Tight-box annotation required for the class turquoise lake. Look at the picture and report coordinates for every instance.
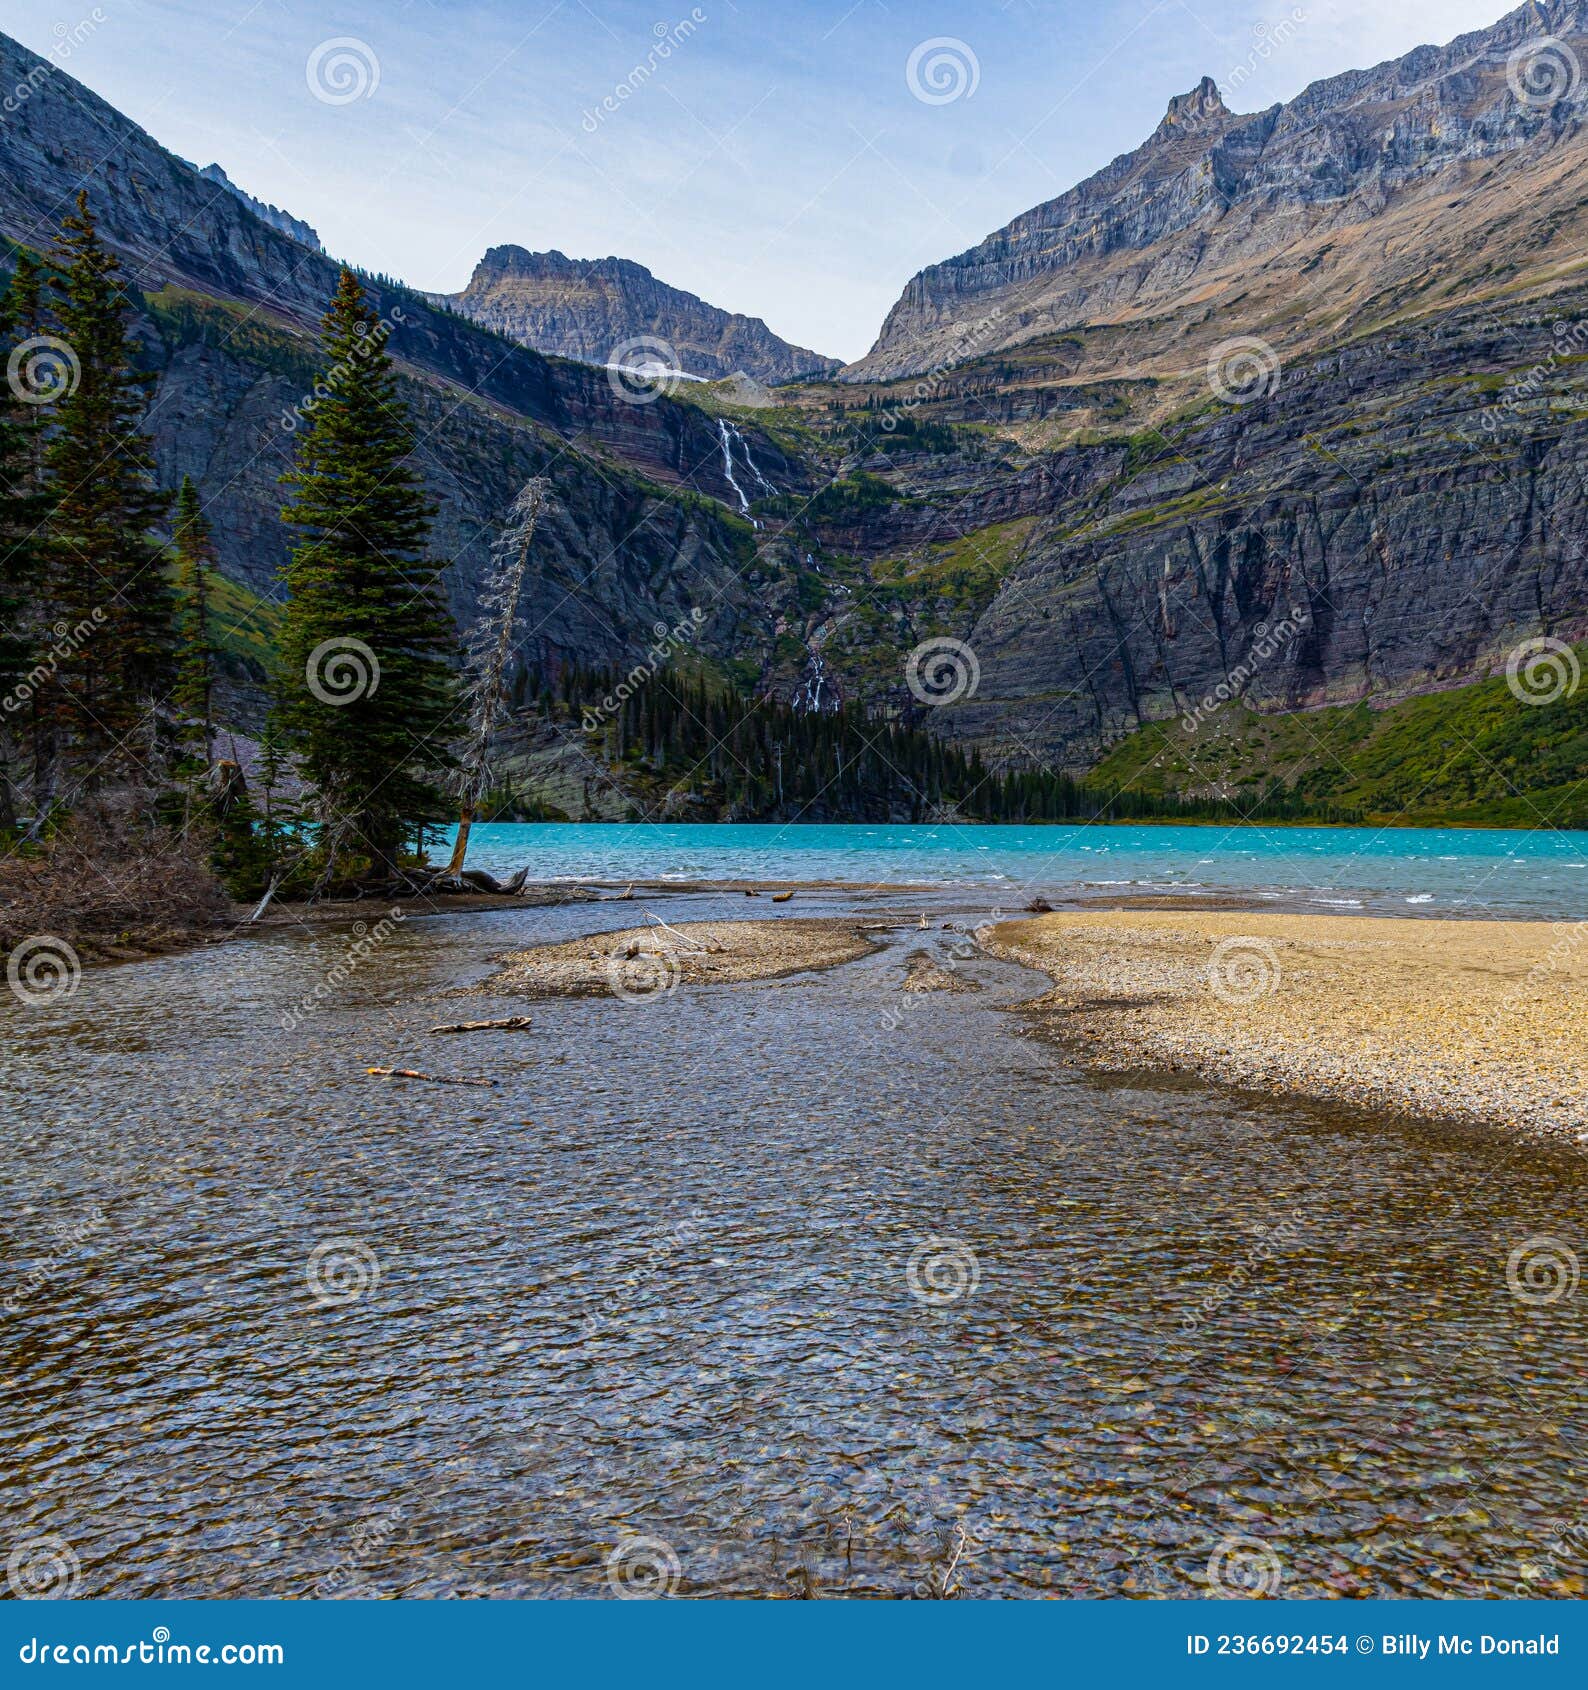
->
[446,822,1588,920]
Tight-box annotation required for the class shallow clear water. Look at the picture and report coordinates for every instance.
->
[447,822,1588,920]
[2,893,1584,1600]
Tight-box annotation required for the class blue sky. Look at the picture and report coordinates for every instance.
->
[6,0,1512,360]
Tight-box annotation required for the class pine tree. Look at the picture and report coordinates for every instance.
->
[274,268,458,879]
[43,192,172,800]
[172,475,217,772]
[0,254,53,829]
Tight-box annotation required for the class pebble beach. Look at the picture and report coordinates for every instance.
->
[983,908,1588,1140]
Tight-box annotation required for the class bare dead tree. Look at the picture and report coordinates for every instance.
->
[444,477,553,877]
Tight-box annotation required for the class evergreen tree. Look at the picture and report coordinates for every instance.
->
[42,192,172,799]
[172,475,217,771]
[0,254,53,829]
[274,268,457,878]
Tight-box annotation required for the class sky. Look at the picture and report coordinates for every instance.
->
[4,0,1517,361]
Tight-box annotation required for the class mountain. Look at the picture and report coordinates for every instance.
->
[726,0,1588,801]
[196,164,323,252]
[0,27,820,732]
[4,9,1588,820]
[850,0,1588,389]
[443,246,840,384]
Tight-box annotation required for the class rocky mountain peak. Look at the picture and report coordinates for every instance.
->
[1154,75,1229,136]
[444,245,838,384]
[850,1,1588,380]
[196,163,322,252]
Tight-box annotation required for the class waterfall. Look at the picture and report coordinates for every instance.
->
[792,641,838,714]
[718,419,751,515]
[718,420,778,518]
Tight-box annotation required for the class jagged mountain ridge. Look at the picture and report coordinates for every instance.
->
[4,11,1588,810]
[0,30,801,510]
[196,164,323,252]
[0,28,819,729]
[756,0,1588,780]
[443,245,840,384]
[850,0,1588,383]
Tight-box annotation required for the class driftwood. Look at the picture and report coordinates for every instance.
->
[385,865,531,897]
[771,890,794,903]
[613,884,635,901]
[429,1016,533,1034]
[644,911,708,952]
[367,1066,496,1087]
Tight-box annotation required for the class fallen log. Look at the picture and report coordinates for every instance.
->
[429,1016,534,1034]
[457,866,531,895]
[367,1066,496,1087]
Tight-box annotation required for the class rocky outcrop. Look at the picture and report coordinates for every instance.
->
[0,27,817,722]
[445,246,840,384]
[196,164,322,252]
[0,30,799,513]
[823,295,1588,769]
[851,0,1588,382]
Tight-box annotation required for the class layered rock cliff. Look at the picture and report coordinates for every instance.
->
[0,28,815,722]
[850,0,1588,384]
[444,246,839,384]
[5,7,1588,798]
[196,164,323,252]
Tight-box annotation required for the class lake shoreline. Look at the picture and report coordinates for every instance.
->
[982,909,1588,1142]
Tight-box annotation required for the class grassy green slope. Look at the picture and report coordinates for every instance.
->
[1089,646,1588,828]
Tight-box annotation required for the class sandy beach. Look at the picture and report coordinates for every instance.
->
[484,915,884,998]
[984,909,1588,1139]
